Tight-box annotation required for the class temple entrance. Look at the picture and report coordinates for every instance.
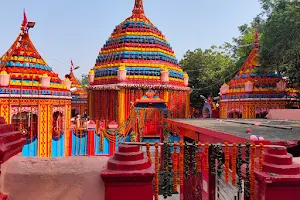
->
[11,112,38,140]
[228,112,242,118]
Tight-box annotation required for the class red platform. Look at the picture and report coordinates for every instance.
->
[101,145,154,200]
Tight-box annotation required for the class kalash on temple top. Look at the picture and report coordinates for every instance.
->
[88,0,189,90]
[0,11,71,98]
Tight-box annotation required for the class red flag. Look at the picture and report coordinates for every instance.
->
[22,9,28,27]
[71,60,74,66]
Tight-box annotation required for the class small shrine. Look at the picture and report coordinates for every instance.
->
[87,0,190,138]
[0,12,72,157]
[219,31,298,118]
[67,60,87,117]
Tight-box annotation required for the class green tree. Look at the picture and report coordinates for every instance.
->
[78,74,89,91]
[180,46,236,106]
[259,0,300,83]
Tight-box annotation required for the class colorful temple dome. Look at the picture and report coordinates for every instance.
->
[0,12,71,99]
[89,0,189,90]
[68,61,87,101]
[220,31,287,99]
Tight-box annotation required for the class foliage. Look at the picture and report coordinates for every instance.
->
[259,0,300,83]
[180,46,236,105]
[78,74,89,91]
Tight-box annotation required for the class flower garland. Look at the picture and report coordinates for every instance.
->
[224,142,230,183]
[259,143,264,171]
[146,142,152,164]
[184,142,191,179]
[179,141,184,186]
[250,144,256,200]
[173,142,178,193]
[237,143,243,193]
[154,141,159,200]
[210,144,216,176]
[245,142,251,199]
[197,142,202,173]
[231,143,237,186]
[191,142,197,175]
[216,144,223,178]
[205,143,209,171]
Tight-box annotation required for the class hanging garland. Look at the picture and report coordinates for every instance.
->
[184,142,191,179]
[259,143,264,171]
[237,143,243,193]
[146,142,152,164]
[224,142,230,183]
[196,142,202,173]
[191,142,197,175]
[154,141,159,200]
[232,143,237,186]
[245,142,251,200]
[210,144,216,176]
[216,144,223,178]
[205,143,209,171]
[250,144,256,200]
[179,141,184,186]
[173,142,178,193]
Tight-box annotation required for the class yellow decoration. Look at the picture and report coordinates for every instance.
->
[0,70,7,74]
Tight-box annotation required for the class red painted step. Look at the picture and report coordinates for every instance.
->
[107,157,151,171]
[118,145,140,153]
[262,161,300,175]
[263,152,293,165]
[114,150,145,161]
[266,147,287,156]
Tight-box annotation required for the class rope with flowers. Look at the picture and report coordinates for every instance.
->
[205,143,209,171]
[259,143,264,171]
[231,143,237,186]
[250,144,256,200]
[237,143,243,193]
[196,142,202,173]
[179,141,184,186]
[146,142,152,164]
[154,141,159,200]
[245,142,251,200]
[173,142,178,193]
[224,142,230,183]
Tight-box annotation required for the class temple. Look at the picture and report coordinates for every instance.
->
[87,0,190,138]
[219,31,299,118]
[68,60,87,117]
[0,12,72,157]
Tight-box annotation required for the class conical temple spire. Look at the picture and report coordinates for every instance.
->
[132,0,144,16]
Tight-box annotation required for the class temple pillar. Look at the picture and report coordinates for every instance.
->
[0,100,9,123]
[255,146,300,200]
[65,103,71,156]
[38,103,52,157]
[248,103,255,118]
[118,89,125,132]
[185,90,190,118]
[101,145,154,200]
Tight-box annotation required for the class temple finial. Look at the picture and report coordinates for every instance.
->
[132,0,144,16]
[21,9,28,32]
[254,29,259,49]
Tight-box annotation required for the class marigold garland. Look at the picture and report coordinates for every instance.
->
[197,142,202,173]
[250,144,256,200]
[231,143,237,186]
[173,142,178,193]
[205,142,209,171]
[179,140,184,186]
[224,142,230,183]
[154,141,159,200]
[146,142,152,164]
[259,143,264,171]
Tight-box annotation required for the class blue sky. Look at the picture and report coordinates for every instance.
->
[0,0,261,79]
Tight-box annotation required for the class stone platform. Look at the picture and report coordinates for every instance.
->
[1,154,109,200]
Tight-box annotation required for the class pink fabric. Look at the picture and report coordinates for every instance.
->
[267,109,300,121]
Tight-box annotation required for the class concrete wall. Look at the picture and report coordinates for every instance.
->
[267,109,300,121]
[1,154,109,200]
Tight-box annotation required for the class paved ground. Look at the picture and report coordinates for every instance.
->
[169,118,300,142]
